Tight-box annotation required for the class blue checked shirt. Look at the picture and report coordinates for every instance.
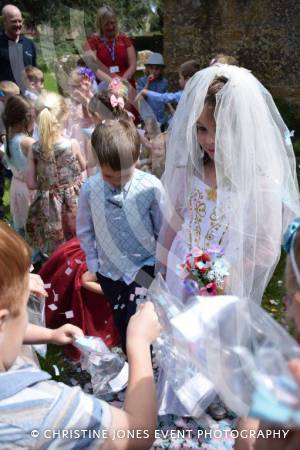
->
[77,169,165,284]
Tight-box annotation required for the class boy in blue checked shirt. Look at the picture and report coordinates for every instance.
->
[0,222,160,449]
[77,111,165,351]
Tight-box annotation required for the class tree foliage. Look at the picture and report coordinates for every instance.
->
[0,0,163,35]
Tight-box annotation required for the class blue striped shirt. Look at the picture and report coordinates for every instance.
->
[0,358,111,449]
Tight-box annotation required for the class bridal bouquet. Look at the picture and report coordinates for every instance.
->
[177,244,230,296]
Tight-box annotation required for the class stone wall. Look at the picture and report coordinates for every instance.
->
[163,0,300,113]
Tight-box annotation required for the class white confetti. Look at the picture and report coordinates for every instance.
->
[65,310,74,319]
[74,259,83,264]
[117,295,121,301]
[44,283,51,289]
[131,253,141,257]
[52,365,60,376]
[120,304,125,309]
[129,294,135,301]
[65,267,73,276]
[135,287,147,296]
[48,304,58,311]
[114,304,119,310]
[104,320,108,324]
[54,293,59,302]
[105,334,111,339]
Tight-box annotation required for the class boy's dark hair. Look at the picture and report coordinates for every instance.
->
[91,118,140,171]
[179,60,200,80]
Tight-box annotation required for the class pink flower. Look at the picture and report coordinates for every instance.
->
[200,282,218,296]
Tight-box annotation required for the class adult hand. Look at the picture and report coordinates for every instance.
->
[49,324,84,345]
[127,302,161,347]
[29,273,48,299]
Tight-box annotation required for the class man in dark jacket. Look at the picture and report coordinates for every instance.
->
[0,4,37,92]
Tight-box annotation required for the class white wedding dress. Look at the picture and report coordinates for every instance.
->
[158,175,229,417]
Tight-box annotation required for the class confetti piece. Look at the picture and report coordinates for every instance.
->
[105,334,111,339]
[114,304,119,310]
[75,259,83,264]
[54,293,59,302]
[44,283,51,289]
[104,320,108,324]
[70,378,78,385]
[65,310,74,319]
[129,294,135,301]
[269,299,278,305]
[117,295,121,301]
[135,287,147,296]
[120,304,125,309]
[65,267,73,276]
[52,365,60,376]
[48,304,58,311]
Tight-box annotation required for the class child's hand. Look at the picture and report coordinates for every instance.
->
[147,75,156,83]
[29,273,48,299]
[288,358,300,387]
[127,302,161,347]
[81,270,97,283]
[49,324,84,345]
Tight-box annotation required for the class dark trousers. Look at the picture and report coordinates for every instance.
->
[97,265,155,352]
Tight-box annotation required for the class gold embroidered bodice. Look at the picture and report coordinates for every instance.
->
[180,177,228,251]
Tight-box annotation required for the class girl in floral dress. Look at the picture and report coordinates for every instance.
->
[26,91,86,255]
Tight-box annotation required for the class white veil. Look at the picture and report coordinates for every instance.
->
[162,64,300,304]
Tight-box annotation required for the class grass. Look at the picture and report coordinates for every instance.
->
[44,71,59,93]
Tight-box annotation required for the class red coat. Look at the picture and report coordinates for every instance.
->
[39,238,119,360]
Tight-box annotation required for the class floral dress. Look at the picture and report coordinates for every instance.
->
[26,138,82,255]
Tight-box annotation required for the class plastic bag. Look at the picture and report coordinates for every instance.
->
[27,295,47,358]
[74,336,128,397]
[149,275,300,425]
[148,274,216,416]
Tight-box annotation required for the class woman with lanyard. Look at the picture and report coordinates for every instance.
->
[83,5,137,88]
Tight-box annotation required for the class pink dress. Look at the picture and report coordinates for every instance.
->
[5,133,35,234]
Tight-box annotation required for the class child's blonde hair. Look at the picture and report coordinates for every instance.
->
[23,65,44,85]
[0,80,20,97]
[35,92,68,159]
[0,222,31,317]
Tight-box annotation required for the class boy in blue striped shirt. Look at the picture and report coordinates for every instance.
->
[0,222,160,449]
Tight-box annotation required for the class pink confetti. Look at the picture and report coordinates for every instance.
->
[65,310,74,319]
[48,304,58,311]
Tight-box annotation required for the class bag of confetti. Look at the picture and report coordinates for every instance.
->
[170,294,300,425]
[148,274,216,416]
[74,336,128,396]
[27,294,47,358]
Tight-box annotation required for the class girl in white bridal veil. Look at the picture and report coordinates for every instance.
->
[156,64,300,417]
